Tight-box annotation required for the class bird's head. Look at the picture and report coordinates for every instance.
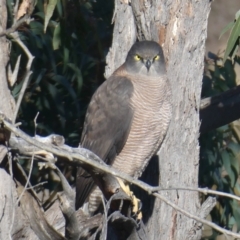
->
[125,41,166,77]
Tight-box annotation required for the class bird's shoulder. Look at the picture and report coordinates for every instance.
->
[103,64,133,95]
[85,65,134,115]
[81,64,135,157]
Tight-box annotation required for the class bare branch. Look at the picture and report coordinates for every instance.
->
[1,114,240,238]
[34,112,39,136]
[153,186,240,202]
[55,166,80,240]
[26,181,48,190]
[7,55,21,87]
[0,15,30,37]
[17,154,34,205]
[100,195,108,240]
[7,152,15,238]
[10,32,34,123]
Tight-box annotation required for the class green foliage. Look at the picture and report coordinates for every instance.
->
[222,9,240,63]
[4,0,114,202]
[7,0,114,146]
[200,54,240,234]
[44,0,58,33]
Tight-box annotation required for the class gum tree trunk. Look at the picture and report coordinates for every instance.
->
[0,0,17,239]
[105,0,211,239]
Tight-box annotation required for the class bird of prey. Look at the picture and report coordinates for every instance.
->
[76,40,172,215]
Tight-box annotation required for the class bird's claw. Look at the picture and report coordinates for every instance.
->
[131,195,142,221]
[117,178,143,221]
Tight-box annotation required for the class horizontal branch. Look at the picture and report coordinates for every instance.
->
[1,114,240,238]
[200,85,240,133]
[154,186,240,202]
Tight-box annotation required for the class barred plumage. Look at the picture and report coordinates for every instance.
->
[76,41,172,214]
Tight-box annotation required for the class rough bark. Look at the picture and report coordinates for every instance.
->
[105,1,137,78]
[0,0,15,142]
[0,0,16,238]
[0,0,15,120]
[105,0,211,239]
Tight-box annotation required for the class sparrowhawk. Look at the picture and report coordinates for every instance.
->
[76,40,172,215]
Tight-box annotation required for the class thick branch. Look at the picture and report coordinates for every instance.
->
[200,85,240,133]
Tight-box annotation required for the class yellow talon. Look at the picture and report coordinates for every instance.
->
[117,178,142,220]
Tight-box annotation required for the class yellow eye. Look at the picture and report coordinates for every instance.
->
[134,55,141,61]
[154,55,160,61]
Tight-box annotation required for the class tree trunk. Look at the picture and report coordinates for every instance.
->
[0,1,17,239]
[0,0,15,120]
[105,0,211,239]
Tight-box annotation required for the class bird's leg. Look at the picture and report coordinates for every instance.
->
[117,178,142,221]
[131,195,142,221]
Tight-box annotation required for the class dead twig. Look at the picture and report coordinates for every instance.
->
[153,186,240,202]
[10,32,34,123]
[17,154,34,205]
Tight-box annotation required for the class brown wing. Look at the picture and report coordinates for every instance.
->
[76,75,134,209]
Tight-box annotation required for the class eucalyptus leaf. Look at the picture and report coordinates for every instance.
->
[34,11,45,20]
[51,74,78,105]
[30,21,44,35]
[12,82,23,98]
[222,150,235,187]
[63,48,70,72]
[53,23,61,50]
[44,0,58,33]
[231,43,239,63]
[230,200,240,231]
[235,9,240,20]
[228,142,240,160]
[223,16,240,63]
[233,181,240,196]
[45,82,65,115]
[67,63,83,90]
[219,21,234,39]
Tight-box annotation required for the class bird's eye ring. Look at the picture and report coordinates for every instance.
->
[154,55,160,61]
[134,55,141,61]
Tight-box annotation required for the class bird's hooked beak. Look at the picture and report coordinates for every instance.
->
[145,59,152,71]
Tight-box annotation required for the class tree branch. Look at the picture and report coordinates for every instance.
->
[57,177,80,240]
[1,114,240,238]
[16,154,34,205]
[200,85,240,133]
[10,32,34,124]
[153,186,240,202]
